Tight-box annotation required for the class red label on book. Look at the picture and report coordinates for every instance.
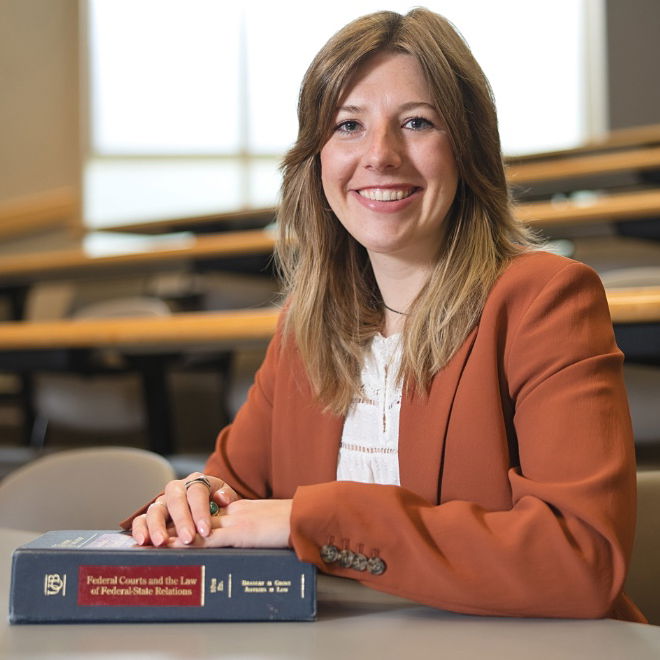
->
[78,565,204,607]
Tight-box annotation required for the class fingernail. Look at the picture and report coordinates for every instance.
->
[197,522,209,537]
[218,489,227,503]
[134,533,144,545]
[152,533,163,546]
[182,528,194,544]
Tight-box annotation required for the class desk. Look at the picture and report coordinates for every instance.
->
[0,308,280,351]
[0,309,280,455]
[0,290,656,352]
[607,287,660,324]
[506,123,660,164]
[103,207,275,236]
[517,188,660,227]
[507,146,660,186]
[0,230,276,285]
[1,529,659,659]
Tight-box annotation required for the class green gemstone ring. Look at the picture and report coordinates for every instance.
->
[209,501,220,516]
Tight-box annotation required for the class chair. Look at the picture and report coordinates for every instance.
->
[625,470,660,625]
[0,447,175,532]
[32,295,172,438]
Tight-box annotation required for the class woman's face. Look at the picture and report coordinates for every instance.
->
[320,51,458,265]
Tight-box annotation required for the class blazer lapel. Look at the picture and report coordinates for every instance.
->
[398,327,478,504]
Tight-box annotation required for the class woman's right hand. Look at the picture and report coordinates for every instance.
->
[131,472,241,547]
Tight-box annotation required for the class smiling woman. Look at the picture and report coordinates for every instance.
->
[122,7,642,623]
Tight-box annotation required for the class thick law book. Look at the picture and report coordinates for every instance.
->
[9,530,316,623]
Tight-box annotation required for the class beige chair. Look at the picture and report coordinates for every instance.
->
[0,447,174,533]
[625,470,660,625]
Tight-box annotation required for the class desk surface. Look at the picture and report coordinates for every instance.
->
[1,529,659,660]
[507,145,660,186]
[103,207,275,236]
[0,229,275,284]
[506,123,660,164]
[0,308,281,350]
[517,188,660,226]
[0,287,657,354]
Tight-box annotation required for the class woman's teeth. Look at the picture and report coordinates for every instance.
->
[358,188,415,201]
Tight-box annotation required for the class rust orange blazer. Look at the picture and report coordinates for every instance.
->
[126,252,643,621]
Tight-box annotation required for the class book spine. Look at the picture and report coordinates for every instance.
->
[10,550,316,623]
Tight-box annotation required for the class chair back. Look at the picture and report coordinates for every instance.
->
[0,447,174,532]
[625,470,660,625]
[34,296,172,433]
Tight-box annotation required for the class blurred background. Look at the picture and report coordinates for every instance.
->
[1,0,659,475]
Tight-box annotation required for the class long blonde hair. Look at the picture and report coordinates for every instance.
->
[276,8,536,415]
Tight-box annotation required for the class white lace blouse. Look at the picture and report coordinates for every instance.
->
[336,333,403,486]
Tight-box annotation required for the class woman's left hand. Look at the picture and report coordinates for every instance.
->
[166,499,292,548]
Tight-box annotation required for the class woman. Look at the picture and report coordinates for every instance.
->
[123,8,642,621]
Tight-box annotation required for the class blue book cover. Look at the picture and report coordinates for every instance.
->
[10,530,316,623]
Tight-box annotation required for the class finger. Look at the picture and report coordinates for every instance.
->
[163,480,197,545]
[213,482,241,506]
[131,513,149,545]
[166,525,243,549]
[186,474,240,537]
[144,498,171,547]
[184,473,224,538]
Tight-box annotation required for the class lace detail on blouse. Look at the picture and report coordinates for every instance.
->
[336,333,403,486]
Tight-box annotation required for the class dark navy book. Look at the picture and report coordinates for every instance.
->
[9,530,316,623]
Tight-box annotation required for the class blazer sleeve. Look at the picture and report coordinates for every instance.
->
[290,261,638,619]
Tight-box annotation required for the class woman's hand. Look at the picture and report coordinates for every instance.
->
[131,472,241,547]
[167,499,293,549]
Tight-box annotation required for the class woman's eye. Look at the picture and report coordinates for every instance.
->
[404,117,433,130]
[336,120,361,133]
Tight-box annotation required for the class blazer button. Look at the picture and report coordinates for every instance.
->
[351,552,368,572]
[338,549,355,568]
[367,557,386,575]
[320,544,340,563]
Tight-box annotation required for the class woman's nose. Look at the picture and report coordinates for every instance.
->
[363,126,403,171]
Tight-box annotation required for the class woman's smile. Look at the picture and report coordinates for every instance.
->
[352,185,423,214]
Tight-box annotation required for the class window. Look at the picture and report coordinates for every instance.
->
[85,0,604,228]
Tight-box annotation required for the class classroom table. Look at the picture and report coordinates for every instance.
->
[507,145,660,187]
[515,188,660,228]
[0,308,280,455]
[1,528,659,660]
[505,123,660,164]
[0,230,276,286]
[103,207,275,236]
[0,288,657,349]
[0,308,280,351]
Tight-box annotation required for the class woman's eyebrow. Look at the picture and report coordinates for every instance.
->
[336,101,437,114]
[399,101,437,112]
[336,105,363,114]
